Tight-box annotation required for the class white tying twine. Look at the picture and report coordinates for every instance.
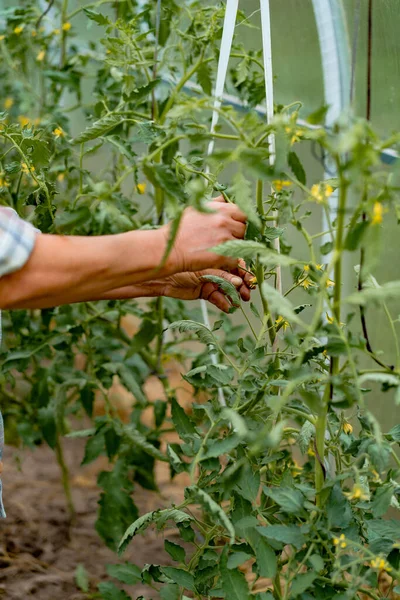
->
[203,0,277,405]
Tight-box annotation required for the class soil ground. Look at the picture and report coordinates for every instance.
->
[0,438,188,600]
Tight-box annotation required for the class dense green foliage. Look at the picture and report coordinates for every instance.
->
[1,1,400,599]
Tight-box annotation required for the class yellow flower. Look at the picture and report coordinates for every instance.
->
[326,279,335,288]
[57,173,65,182]
[0,35,5,42]
[273,180,292,192]
[4,97,13,110]
[371,202,383,225]
[21,162,35,174]
[0,175,10,188]
[285,126,303,145]
[248,276,258,290]
[31,30,37,37]
[300,277,314,290]
[276,315,289,331]
[316,264,324,271]
[18,115,31,127]
[62,22,72,32]
[326,313,334,325]
[333,534,347,549]
[36,49,46,62]
[343,421,353,435]
[52,28,61,35]
[14,25,24,35]
[136,182,147,194]
[307,444,315,457]
[53,127,65,139]
[370,557,391,572]
[304,264,310,272]
[310,183,334,203]
[346,484,368,502]
[291,460,303,477]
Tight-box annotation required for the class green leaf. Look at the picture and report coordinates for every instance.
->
[126,319,158,359]
[255,538,277,579]
[308,554,324,573]
[288,151,306,185]
[169,320,218,347]
[347,280,400,306]
[320,241,333,255]
[220,547,251,600]
[75,564,90,593]
[118,365,147,406]
[187,486,236,544]
[386,424,400,441]
[171,397,198,442]
[124,425,168,462]
[326,483,352,528]
[227,551,252,569]
[197,61,212,95]
[37,405,57,449]
[201,275,240,305]
[262,282,305,326]
[165,540,186,563]
[257,524,306,549]
[344,220,369,251]
[106,563,141,585]
[160,584,180,600]
[97,582,131,600]
[230,172,261,228]
[83,8,110,26]
[160,567,195,592]
[73,115,126,144]
[119,509,193,555]
[290,572,317,596]
[306,105,328,124]
[212,240,298,267]
[371,484,394,518]
[204,434,241,458]
[263,486,304,514]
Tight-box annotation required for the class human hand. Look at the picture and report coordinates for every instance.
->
[161,196,247,274]
[159,260,254,313]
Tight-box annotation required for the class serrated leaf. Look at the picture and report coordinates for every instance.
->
[255,538,277,579]
[75,564,89,593]
[227,551,252,569]
[203,434,241,458]
[326,483,352,528]
[220,547,251,600]
[169,319,218,347]
[263,486,305,514]
[187,486,235,544]
[171,397,198,442]
[197,61,212,96]
[119,509,193,554]
[73,114,126,144]
[212,240,298,267]
[371,484,394,518]
[106,563,141,585]
[124,425,167,462]
[84,8,110,25]
[230,172,261,228]
[160,584,180,600]
[201,275,240,305]
[160,567,195,592]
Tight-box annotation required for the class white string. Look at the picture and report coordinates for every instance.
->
[201,0,239,407]
[260,1,281,299]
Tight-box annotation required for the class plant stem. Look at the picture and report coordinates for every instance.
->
[60,0,69,68]
[316,161,348,506]
[55,435,75,520]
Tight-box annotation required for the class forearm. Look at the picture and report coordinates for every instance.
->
[0,229,171,309]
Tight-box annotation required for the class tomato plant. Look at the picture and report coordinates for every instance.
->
[1,2,400,599]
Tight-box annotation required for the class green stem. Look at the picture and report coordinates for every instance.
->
[159,53,210,124]
[55,435,75,520]
[60,0,69,68]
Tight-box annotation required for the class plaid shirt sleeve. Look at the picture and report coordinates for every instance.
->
[0,207,38,519]
[0,207,38,277]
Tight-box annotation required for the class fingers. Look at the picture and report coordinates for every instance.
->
[200,268,252,305]
[230,220,247,239]
[209,198,247,223]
